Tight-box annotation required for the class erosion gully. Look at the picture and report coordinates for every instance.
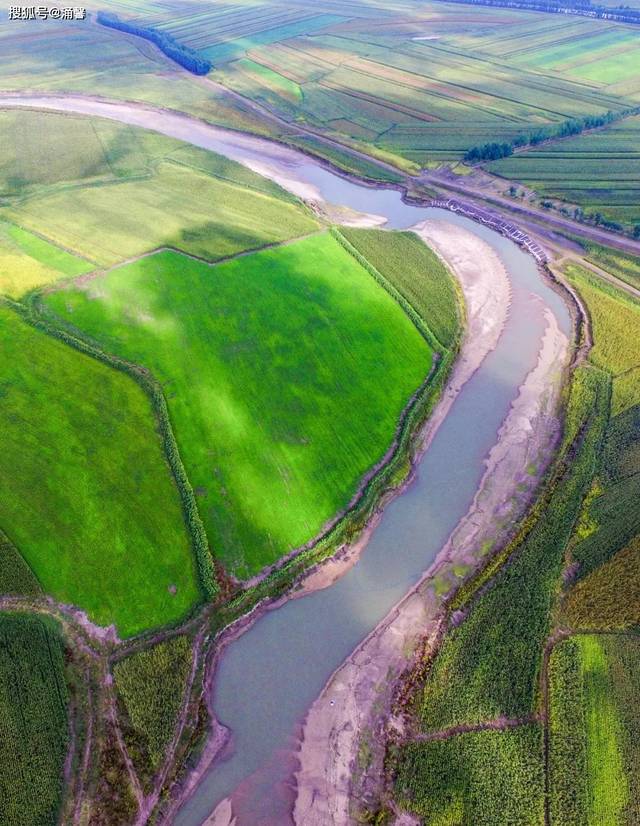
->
[1,96,572,825]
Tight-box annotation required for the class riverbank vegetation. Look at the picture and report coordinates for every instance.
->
[0,613,69,826]
[339,228,461,350]
[42,231,434,577]
[388,242,640,821]
[0,304,200,636]
[114,635,193,789]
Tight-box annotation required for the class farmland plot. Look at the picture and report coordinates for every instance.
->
[549,635,640,825]
[0,305,200,636]
[0,613,69,826]
[43,232,434,577]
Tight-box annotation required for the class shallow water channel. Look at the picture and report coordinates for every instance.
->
[2,96,572,825]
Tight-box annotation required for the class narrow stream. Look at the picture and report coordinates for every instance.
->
[0,96,572,825]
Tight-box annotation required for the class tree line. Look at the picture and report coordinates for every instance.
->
[440,0,640,23]
[97,12,212,75]
[464,108,639,163]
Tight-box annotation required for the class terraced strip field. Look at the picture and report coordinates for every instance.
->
[43,231,435,578]
[489,116,640,226]
[0,305,200,636]
[0,613,69,826]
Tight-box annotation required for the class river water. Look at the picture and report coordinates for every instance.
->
[0,96,572,825]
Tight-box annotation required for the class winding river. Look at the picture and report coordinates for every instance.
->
[1,96,572,825]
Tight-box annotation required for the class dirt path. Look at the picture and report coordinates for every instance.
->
[553,254,640,300]
[410,714,539,744]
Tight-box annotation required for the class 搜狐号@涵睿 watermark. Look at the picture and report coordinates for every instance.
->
[8,5,86,19]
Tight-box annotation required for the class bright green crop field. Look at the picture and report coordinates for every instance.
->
[549,634,640,825]
[0,305,200,636]
[0,613,69,826]
[43,231,433,577]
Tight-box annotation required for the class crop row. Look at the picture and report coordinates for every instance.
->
[394,725,545,823]
[114,635,193,790]
[0,613,69,826]
[548,635,640,824]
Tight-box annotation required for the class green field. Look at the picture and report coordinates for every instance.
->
[565,264,640,415]
[549,635,640,824]
[340,227,461,349]
[0,613,69,826]
[0,305,200,636]
[563,536,640,630]
[0,110,317,273]
[414,366,608,731]
[43,231,433,577]
[583,242,640,289]
[0,220,93,298]
[114,635,193,788]
[489,116,640,226]
[394,725,545,824]
[560,266,640,584]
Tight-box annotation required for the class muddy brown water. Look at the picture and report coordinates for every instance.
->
[0,96,572,825]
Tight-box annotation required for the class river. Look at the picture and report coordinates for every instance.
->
[0,95,572,825]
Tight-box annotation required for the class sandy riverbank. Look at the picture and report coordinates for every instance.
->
[291,224,570,825]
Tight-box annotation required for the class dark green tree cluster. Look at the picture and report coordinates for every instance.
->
[465,109,637,163]
[97,12,212,75]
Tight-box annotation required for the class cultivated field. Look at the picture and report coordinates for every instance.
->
[0,613,69,826]
[549,635,640,824]
[43,231,434,577]
[489,116,640,226]
[114,635,193,788]
[395,725,545,823]
[0,305,200,636]
[340,227,461,349]
[0,111,317,271]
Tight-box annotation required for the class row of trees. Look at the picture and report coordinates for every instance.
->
[97,12,212,75]
[443,0,640,23]
[464,108,638,163]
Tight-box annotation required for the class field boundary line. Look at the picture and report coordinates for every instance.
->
[409,713,540,744]
[1,295,218,603]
